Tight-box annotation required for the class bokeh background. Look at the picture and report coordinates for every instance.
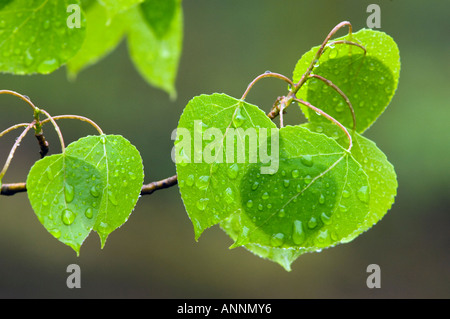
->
[0,0,448,298]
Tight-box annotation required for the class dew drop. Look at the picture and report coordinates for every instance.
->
[342,189,351,198]
[357,185,370,203]
[196,198,209,211]
[315,126,324,133]
[64,183,75,203]
[308,217,317,229]
[227,163,239,179]
[37,58,58,73]
[258,204,264,211]
[224,187,234,204]
[292,220,305,245]
[278,208,286,218]
[291,169,299,178]
[195,175,210,190]
[300,155,313,167]
[328,47,338,59]
[270,233,285,247]
[261,192,269,200]
[42,199,49,207]
[108,191,119,206]
[251,181,259,191]
[85,207,94,219]
[232,108,246,128]
[246,200,253,208]
[46,167,54,181]
[319,193,325,204]
[283,179,290,188]
[186,174,195,186]
[320,212,332,225]
[90,185,100,198]
[49,229,61,239]
[61,209,76,225]
[304,175,312,184]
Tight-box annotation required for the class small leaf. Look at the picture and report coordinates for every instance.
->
[293,29,400,133]
[126,0,183,98]
[65,135,144,247]
[140,0,177,38]
[27,154,104,255]
[67,1,127,78]
[0,0,87,74]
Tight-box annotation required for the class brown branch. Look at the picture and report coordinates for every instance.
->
[1,175,179,197]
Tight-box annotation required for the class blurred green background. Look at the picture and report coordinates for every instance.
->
[0,0,449,298]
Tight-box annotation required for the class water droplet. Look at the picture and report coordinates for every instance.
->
[320,212,331,225]
[227,164,239,179]
[196,198,209,211]
[246,200,253,208]
[261,192,269,200]
[315,126,324,133]
[270,233,285,247]
[359,101,365,108]
[43,19,50,30]
[258,204,264,211]
[49,229,61,239]
[42,199,49,207]
[195,176,209,190]
[314,229,330,245]
[339,204,348,213]
[186,174,195,186]
[85,208,94,219]
[65,183,75,203]
[342,189,351,198]
[224,187,234,204]
[357,185,370,203]
[319,193,325,204]
[301,155,313,167]
[378,76,385,85]
[278,208,286,218]
[232,108,246,128]
[251,181,259,191]
[108,191,118,206]
[328,47,338,59]
[291,170,299,178]
[292,220,305,245]
[61,209,76,225]
[308,217,317,229]
[304,175,312,184]
[90,185,100,198]
[283,179,290,188]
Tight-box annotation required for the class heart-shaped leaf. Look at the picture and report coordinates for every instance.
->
[27,154,104,255]
[293,29,400,133]
[65,135,144,247]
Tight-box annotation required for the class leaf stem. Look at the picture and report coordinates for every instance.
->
[0,122,35,181]
[308,73,356,131]
[38,110,66,153]
[293,97,352,152]
[40,115,104,135]
[241,72,294,100]
[141,175,178,195]
[0,90,39,112]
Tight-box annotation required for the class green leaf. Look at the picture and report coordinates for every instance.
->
[26,154,104,255]
[126,0,183,98]
[303,122,397,230]
[98,0,143,21]
[293,29,400,133]
[67,1,127,78]
[65,135,144,247]
[0,0,87,74]
[175,93,276,240]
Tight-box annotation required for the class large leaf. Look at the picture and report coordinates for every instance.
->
[27,154,104,254]
[65,135,144,247]
[293,29,400,133]
[98,0,143,21]
[0,0,87,74]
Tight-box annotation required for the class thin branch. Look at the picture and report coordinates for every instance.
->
[141,175,178,195]
[2,175,180,197]
[0,90,39,112]
[38,109,65,153]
